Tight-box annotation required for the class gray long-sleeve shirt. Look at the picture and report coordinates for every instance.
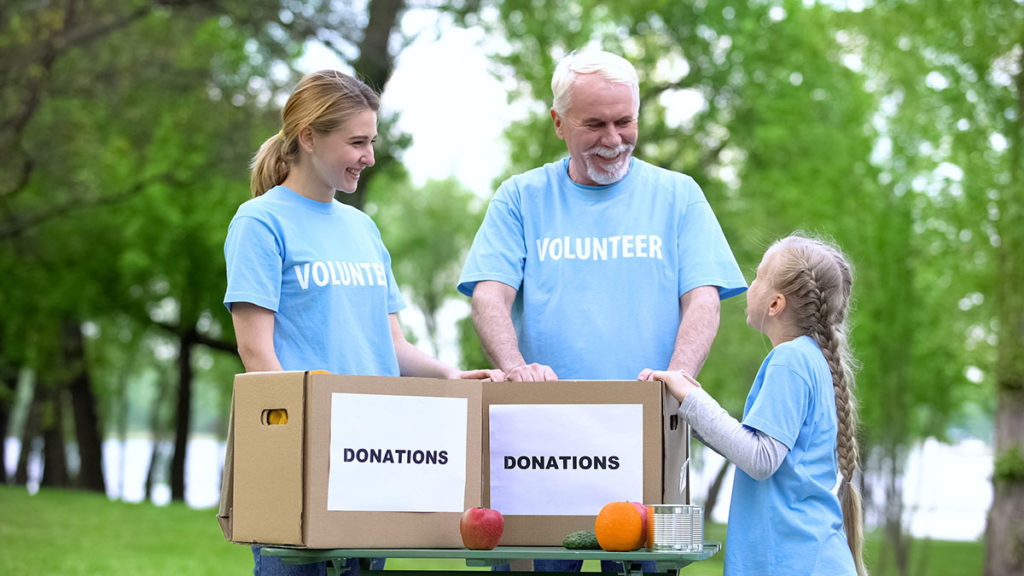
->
[679,388,789,481]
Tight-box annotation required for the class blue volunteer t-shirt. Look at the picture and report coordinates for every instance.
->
[458,157,747,380]
[726,336,856,576]
[224,185,405,376]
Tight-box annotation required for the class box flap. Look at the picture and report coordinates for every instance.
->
[231,371,307,546]
[661,385,689,504]
[217,392,235,540]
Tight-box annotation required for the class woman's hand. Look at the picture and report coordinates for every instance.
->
[638,369,701,403]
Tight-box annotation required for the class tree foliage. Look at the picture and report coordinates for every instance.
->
[464,1,1003,571]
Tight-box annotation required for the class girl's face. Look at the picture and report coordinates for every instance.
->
[745,249,779,332]
[309,109,377,194]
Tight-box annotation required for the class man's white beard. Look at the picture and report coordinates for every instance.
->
[584,144,634,185]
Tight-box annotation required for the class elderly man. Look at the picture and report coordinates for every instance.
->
[459,50,746,388]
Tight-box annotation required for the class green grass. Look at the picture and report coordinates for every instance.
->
[0,486,983,575]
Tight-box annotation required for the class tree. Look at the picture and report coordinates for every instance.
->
[465,2,989,572]
[843,2,1020,573]
[371,175,487,357]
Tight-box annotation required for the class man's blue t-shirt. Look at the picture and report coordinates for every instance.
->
[224,185,405,376]
[726,336,856,575]
[458,157,747,380]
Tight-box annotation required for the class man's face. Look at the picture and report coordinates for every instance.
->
[552,74,639,186]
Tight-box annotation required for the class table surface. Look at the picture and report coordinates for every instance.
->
[262,544,721,576]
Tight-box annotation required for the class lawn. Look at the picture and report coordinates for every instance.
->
[0,486,983,575]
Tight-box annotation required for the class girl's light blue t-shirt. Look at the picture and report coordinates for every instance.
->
[726,335,857,576]
[458,157,747,380]
[224,186,405,376]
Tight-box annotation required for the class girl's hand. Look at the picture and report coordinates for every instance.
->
[639,369,701,402]
[453,368,506,382]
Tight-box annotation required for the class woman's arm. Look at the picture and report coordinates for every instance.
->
[230,302,283,372]
[390,314,504,380]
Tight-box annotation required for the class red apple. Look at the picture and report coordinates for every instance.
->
[460,507,504,550]
[630,502,648,547]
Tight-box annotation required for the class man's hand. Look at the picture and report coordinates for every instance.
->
[505,363,559,382]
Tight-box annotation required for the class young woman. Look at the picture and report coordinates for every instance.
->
[224,70,502,576]
[643,234,868,576]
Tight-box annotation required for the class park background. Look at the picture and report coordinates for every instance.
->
[1,1,1020,575]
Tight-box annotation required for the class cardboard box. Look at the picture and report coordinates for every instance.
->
[482,380,689,545]
[218,371,483,548]
[218,373,688,548]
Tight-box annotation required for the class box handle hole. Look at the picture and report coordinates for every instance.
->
[262,409,288,426]
[669,414,679,431]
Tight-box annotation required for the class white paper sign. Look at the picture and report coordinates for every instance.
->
[489,404,644,515]
[327,393,468,512]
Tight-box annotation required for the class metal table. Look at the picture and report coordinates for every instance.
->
[262,544,721,576]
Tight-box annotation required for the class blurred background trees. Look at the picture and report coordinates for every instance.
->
[1,1,1018,575]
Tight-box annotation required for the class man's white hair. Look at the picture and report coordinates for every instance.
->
[551,50,640,116]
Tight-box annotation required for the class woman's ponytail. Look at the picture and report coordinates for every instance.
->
[249,132,297,197]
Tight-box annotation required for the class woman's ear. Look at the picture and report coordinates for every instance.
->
[768,293,786,317]
[297,126,315,153]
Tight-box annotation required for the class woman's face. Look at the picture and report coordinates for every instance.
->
[309,109,377,194]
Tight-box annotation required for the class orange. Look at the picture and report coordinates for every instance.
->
[594,501,644,551]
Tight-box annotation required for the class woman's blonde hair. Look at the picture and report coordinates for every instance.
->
[250,70,379,197]
[768,233,868,576]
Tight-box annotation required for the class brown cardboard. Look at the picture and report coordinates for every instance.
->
[220,373,687,549]
[221,371,483,548]
[481,380,689,546]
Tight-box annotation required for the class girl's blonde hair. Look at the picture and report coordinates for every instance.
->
[249,70,379,197]
[769,233,868,576]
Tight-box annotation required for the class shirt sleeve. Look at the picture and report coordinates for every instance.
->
[457,186,527,297]
[223,215,283,313]
[742,362,812,449]
[675,179,748,300]
[679,388,789,481]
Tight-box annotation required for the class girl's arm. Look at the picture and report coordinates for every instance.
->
[644,370,788,481]
[230,302,283,372]
[390,314,504,381]
[679,388,788,481]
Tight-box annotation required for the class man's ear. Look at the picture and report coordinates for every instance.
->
[551,108,565,140]
[768,293,786,317]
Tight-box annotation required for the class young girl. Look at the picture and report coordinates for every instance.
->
[224,70,503,576]
[642,234,868,576]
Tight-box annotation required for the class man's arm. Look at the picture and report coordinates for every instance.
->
[471,280,557,381]
[667,285,721,376]
[230,302,284,372]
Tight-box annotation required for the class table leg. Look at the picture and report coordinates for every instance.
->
[508,558,534,571]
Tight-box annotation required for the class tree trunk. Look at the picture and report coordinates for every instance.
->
[39,381,68,488]
[703,458,731,519]
[170,327,195,502]
[983,47,1024,576]
[0,396,7,484]
[878,441,910,576]
[338,0,406,210]
[61,319,105,492]
[15,393,40,485]
[144,370,173,501]
[985,392,1024,576]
